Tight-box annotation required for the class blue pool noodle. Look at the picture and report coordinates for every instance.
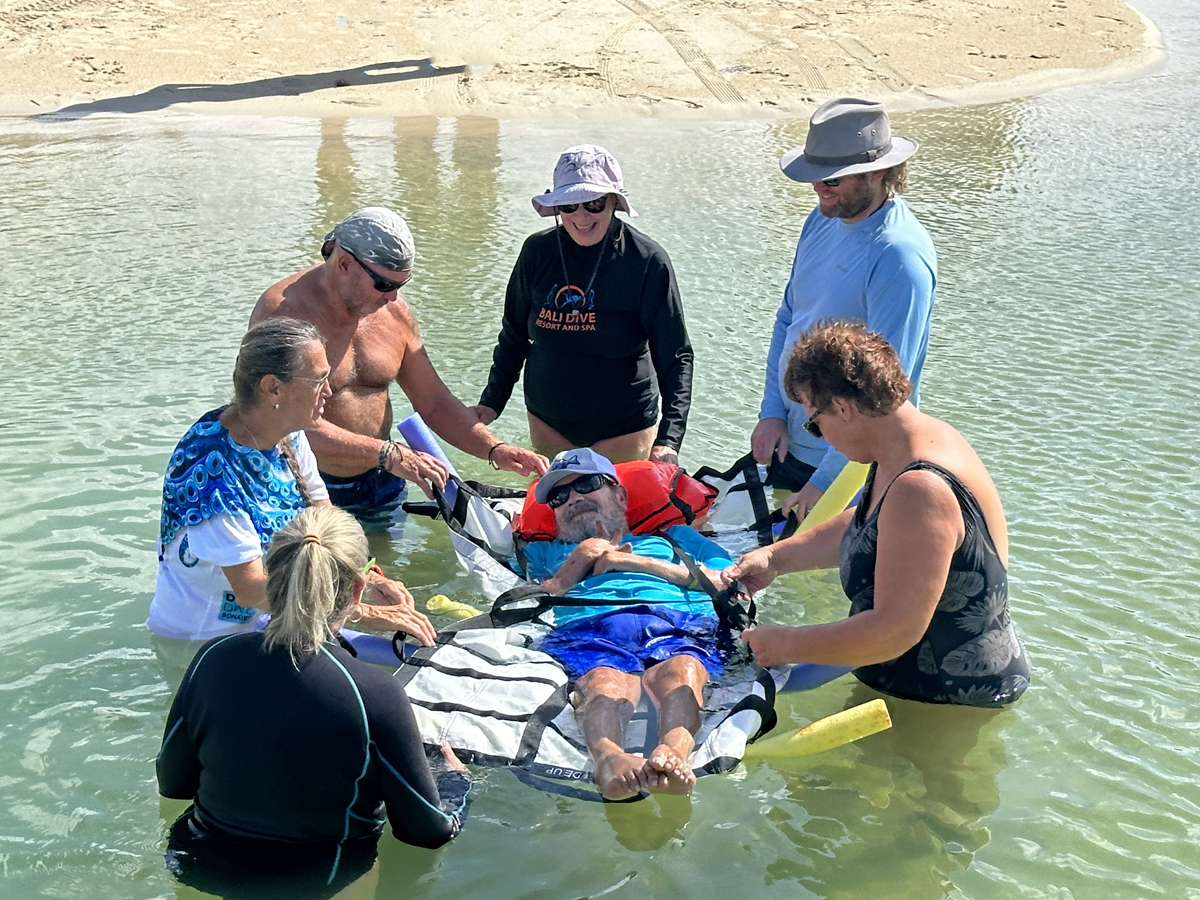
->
[396,412,459,507]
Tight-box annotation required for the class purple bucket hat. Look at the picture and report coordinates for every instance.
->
[531,145,638,217]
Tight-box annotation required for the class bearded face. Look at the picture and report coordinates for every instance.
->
[553,481,628,544]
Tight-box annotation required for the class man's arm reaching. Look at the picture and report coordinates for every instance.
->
[397,340,547,478]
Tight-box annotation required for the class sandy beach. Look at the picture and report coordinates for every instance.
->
[0,0,1163,118]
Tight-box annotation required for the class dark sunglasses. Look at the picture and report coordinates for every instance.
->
[820,177,842,187]
[350,252,412,293]
[802,407,825,439]
[545,472,615,509]
[556,198,608,215]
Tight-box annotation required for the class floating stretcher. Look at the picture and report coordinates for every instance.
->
[343,415,873,796]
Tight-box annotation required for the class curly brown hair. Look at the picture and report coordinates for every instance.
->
[880,161,908,196]
[783,321,911,416]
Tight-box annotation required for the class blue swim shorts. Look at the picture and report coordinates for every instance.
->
[320,468,407,517]
[538,605,724,680]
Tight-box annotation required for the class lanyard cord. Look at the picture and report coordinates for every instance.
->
[554,218,611,301]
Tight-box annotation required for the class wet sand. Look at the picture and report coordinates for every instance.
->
[0,0,1163,118]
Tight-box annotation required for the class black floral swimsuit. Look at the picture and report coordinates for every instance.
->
[839,460,1030,707]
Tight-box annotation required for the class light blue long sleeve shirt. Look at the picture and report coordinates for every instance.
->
[760,197,936,490]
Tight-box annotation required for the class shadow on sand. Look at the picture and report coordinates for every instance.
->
[44,59,466,117]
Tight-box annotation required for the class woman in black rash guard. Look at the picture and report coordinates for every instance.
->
[474,144,693,465]
[156,505,471,898]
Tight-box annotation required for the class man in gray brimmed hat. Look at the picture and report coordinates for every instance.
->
[251,207,547,514]
[751,98,937,520]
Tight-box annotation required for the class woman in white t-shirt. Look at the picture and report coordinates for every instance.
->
[149,318,435,645]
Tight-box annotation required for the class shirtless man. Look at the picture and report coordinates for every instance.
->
[522,449,732,799]
[251,207,547,512]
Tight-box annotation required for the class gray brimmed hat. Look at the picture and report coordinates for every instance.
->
[780,98,918,183]
[534,448,620,503]
[323,207,415,272]
[531,145,637,217]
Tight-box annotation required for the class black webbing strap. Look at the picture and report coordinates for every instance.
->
[405,477,527,571]
[513,683,571,766]
[656,532,756,650]
[487,583,692,629]
[692,452,776,546]
[512,540,531,581]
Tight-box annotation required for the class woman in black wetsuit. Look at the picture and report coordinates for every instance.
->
[156,505,471,898]
[474,144,693,465]
[722,322,1029,707]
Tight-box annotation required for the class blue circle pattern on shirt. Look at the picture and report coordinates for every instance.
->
[160,408,305,554]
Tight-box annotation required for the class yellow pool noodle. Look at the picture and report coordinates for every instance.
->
[797,461,870,533]
[744,699,892,759]
[426,594,480,620]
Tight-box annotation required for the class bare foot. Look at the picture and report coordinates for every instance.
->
[593,750,652,800]
[647,743,696,795]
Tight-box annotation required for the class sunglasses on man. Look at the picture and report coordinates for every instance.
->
[349,251,412,293]
[556,198,608,215]
[545,473,616,509]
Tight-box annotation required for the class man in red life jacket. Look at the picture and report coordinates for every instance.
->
[519,449,734,800]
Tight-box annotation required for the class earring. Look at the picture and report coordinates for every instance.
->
[274,403,279,410]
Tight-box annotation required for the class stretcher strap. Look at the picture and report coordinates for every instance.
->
[693,452,775,546]
[656,532,756,643]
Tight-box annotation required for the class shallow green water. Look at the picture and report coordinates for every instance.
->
[2,3,1199,897]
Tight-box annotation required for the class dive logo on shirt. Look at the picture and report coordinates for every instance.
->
[537,284,598,332]
[218,590,255,623]
[178,535,200,568]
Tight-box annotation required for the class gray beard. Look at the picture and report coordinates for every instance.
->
[557,501,627,544]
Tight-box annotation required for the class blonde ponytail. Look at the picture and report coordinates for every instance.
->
[263,506,368,661]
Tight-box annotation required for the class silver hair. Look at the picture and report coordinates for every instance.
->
[232,317,326,503]
[232,317,325,407]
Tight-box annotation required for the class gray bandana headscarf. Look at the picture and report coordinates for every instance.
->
[324,207,415,272]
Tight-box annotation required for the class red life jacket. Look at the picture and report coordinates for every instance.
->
[511,460,718,542]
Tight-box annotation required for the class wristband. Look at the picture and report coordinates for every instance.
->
[487,442,508,470]
[377,440,398,472]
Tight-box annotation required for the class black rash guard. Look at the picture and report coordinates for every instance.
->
[479,218,693,450]
[157,633,471,854]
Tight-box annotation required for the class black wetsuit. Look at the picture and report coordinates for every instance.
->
[840,461,1031,707]
[157,632,470,896]
[479,218,693,450]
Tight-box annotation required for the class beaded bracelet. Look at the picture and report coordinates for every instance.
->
[377,440,398,472]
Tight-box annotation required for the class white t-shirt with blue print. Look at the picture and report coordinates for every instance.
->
[149,416,327,642]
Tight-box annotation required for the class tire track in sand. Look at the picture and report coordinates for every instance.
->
[728,6,829,95]
[761,0,918,95]
[604,0,746,105]
[0,0,103,34]
[835,34,912,91]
